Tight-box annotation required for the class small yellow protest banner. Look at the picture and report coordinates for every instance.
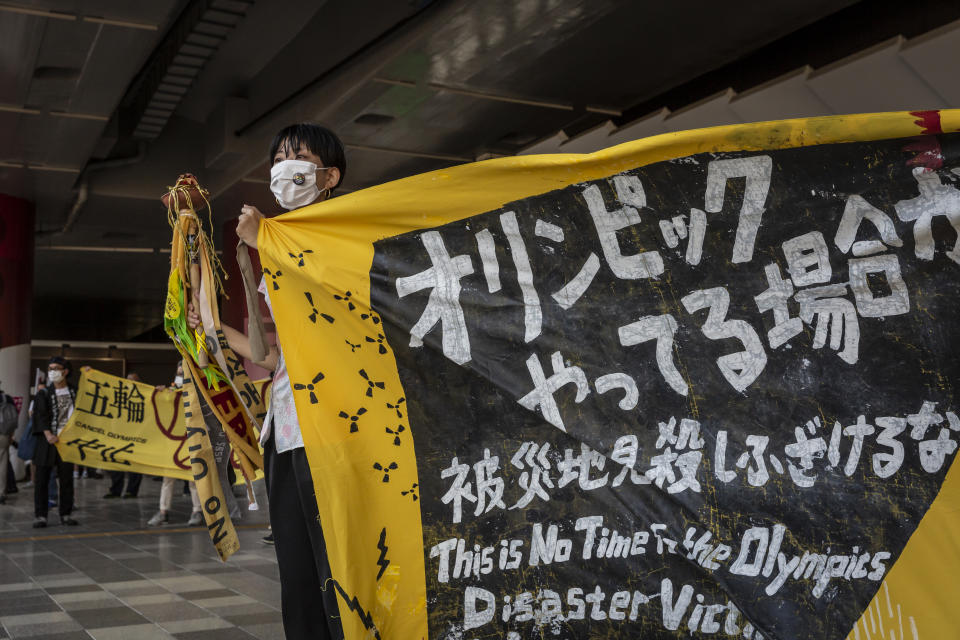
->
[56,369,191,480]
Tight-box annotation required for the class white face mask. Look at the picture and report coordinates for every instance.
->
[270,159,327,210]
[174,376,184,387]
[47,370,63,384]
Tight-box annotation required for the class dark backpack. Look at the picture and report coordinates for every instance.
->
[0,395,18,436]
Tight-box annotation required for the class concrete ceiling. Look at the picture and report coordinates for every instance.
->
[1,0,957,342]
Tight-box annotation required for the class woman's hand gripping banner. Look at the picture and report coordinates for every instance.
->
[258,110,960,639]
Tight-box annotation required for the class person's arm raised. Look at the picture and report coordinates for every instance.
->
[186,303,278,371]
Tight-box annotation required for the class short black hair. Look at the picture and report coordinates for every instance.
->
[48,356,72,376]
[269,123,346,192]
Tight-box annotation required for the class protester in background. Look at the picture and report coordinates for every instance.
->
[32,356,78,527]
[0,384,19,505]
[190,122,346,639]
[148,363,203,527]
[23,379,58,507]
[103,372,144,499]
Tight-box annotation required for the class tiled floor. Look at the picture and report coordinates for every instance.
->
[0,473,280,639]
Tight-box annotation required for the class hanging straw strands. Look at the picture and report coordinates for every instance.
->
[163,176,226,295]
[162,174,227,384]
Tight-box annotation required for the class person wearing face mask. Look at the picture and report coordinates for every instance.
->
[31,356,79,527]
[187,123,344,640]
[147,362,204,527]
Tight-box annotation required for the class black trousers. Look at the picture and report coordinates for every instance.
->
[5,456,16,493]
[108,471,142,496]
[34,454,73,518]
[264,437,344,640]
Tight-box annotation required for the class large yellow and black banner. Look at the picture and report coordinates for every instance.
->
[57,369,190,480]
[258,110,960,639]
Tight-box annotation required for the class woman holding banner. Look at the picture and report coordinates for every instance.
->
[187,123,345,640]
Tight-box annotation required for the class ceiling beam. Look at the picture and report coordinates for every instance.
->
[0,104,109,120]
[0,2,157,29]
[372,77,621,116]
[0,3,73,20]
[81,15,157,31]
[0,160,80,172]
[345,142,472,163]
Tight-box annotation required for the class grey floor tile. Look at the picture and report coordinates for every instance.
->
[156,618,232,634]
[187,565,242,575]
[4,621,85,638]
[57,595,124,612]
[149,576,221,594]
[178,589,236,601]
[220,611,281,627]
[239,622,284,640]
[172,629,256,640]
[119,559,182,574]
[86,623,174,640]
[130,602,211,623]
[0,612,73,627]
[14,633,92,640]
[68,607,148,630]
[0,593,61,617]
[190,595,255,609]
[42,585,102,595]
[76,569,142,584]
[107,585,170,599]
[118,594,182,607]
[100,552,152,560]
[50,592,114,605]
[99,580,155,593]
[32,576,89,588]
[238,565,279,581]
[174,562,222,572]
[0,588,47,601]
[196,603,276,619]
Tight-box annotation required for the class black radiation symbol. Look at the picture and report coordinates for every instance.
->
[360,312,381,326]
[338,407,367,433]
[401,483,418,501]
[288,249,313,267]
[385,424,405,446]
[372,461,398,482]
[386,397,405,418]
[263,268,282,289]
[358,369,385,397]
[293,371,325,403]
[304,292,334,324]
[334,290,355,311]
[365,332,388,355]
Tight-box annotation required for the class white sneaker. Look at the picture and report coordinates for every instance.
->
[147,511,169,526]
[186,511,203,526]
